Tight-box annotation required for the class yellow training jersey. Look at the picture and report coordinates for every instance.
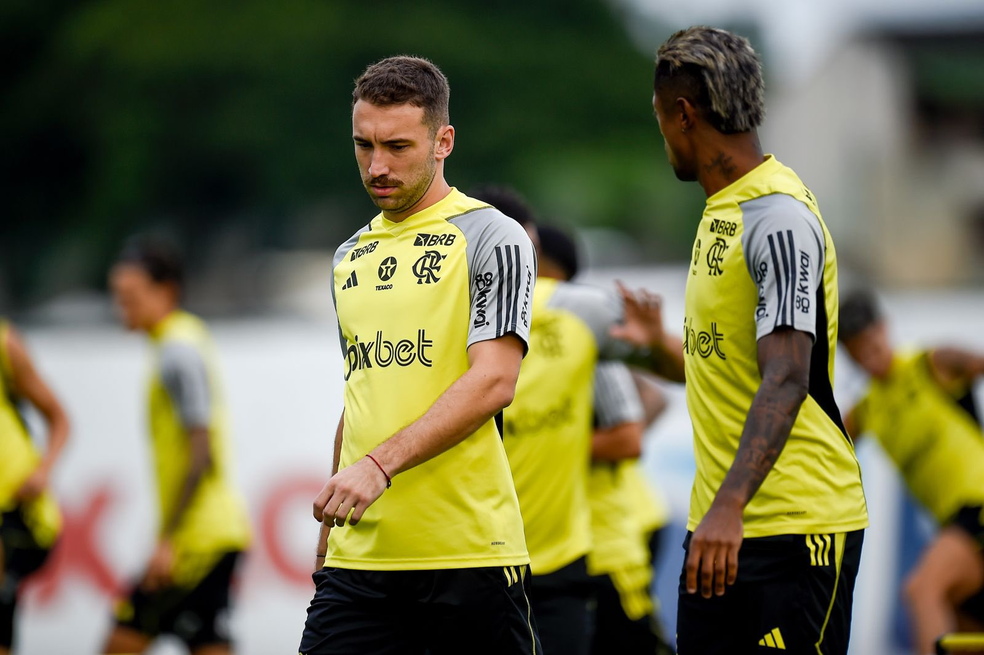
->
[623,463,670,536]
[147,311,251,563]
[684,155,868,537]
[853,349,984,524]
[327,188,537,571]
[588,361,651,574]
[503,277,623,575]
[0,320,60,546]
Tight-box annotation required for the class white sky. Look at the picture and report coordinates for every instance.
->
[622,0,984,82]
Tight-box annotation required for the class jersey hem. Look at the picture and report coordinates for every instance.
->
[324,552,531,571]
[686,517,869,537]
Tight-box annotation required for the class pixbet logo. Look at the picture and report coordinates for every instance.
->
[344,330,434,380]
[682,316,727,360]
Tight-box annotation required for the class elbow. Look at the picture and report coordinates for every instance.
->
[488,375,518,412]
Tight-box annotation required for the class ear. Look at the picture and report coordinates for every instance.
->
[434,125,455,161]
[676,97,698,133]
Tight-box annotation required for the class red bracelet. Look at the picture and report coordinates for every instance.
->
[365,454,392,488]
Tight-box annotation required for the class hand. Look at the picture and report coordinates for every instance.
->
[609,281,667,349]
[15,465,49,502]
[685,501,743,598]
[140,540,174,592]
[312,457,389,528]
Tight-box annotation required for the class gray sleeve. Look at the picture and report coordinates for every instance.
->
[593,361,645,428]
[331,224,372,359]
[160,341,211,429]
[547,283,627,358]
[450,208,537,351]
[740,194,825,341]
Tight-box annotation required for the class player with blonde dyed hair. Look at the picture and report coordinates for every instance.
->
[647,26,868,654]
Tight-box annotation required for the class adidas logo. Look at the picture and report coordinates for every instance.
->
[758,627,786,650]
[341,271,358,290]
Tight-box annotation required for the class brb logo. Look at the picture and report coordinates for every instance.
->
[344,330,434,380]
[414,233,457,247]
[413,250,446,284]
[473,272,493,327]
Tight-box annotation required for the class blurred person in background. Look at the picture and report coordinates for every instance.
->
[105,237,252,655]
[590,361,675,655]
[469,187,683,655]
[840,289,984,654]
[650,26,868,654]
[0,321,70,655]
[301,57,541,655]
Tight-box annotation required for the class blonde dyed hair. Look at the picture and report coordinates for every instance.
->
[654,26,765,134]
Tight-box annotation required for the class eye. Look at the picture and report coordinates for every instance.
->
[391,144,408,152]
[355,141,371,150]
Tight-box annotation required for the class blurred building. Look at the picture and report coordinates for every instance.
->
[763,24,984,286]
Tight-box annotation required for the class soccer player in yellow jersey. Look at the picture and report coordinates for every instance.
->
[648,27,869,653]
[0,320,70,655]
[105,238,251,655]
[300,57,541,655]
[839,290,984,653]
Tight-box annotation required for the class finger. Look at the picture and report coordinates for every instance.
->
[349,496,375,525]
[333,499,355,527]
[614,280,633,302]
[312,483,333,521]
[685,543,701,594]
[727,543,739,586]
[714,547,728,596]
[700,544,716,598]
[322,493,346,526]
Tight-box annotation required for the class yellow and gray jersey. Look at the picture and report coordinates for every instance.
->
[684,155,867,538]
[593,361,644,429]
[159,341,211,430]
[327,188,536,571]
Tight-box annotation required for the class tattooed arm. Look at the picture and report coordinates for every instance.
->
[684,327,812,599]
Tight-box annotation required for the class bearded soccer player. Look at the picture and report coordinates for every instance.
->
[0,321,70,655]
[647,27,868,654]
[467,188,682,655]
[839,290,984,653]
[299,58,540,655]
[105,238,251,655]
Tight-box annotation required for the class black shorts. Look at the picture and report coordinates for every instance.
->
[677,530,864,655]
[592,564,672,655]
[299,565,541,655]
[532,556,595,655]
[114,550,240,650]
[950,505,984,623]
[1,507,55,649]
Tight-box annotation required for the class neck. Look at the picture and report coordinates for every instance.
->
[146,305,178,334]
[382,174,452,223]
[695,131,765,198]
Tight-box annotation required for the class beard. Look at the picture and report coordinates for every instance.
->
[362,155,437,216]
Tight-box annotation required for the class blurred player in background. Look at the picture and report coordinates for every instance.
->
[591,361,674,655]
[537,223,677,654]
[301,57,540,655]
[839,289,984,653]
[105,237,252,655]
[470,190,683,654]
[650,26,868,654]
[0,321,70,655]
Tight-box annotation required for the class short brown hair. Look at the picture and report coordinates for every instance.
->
[353,56,450,133]
[654,26,765,134]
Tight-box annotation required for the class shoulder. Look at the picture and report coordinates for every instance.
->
[739,193,822,237]
[549,282,623,329]
[333,222,375,270]
[448,205,527,245]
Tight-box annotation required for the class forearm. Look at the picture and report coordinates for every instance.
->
[714,378,806,510]
[649,333,686,383]
[317,413,344,562]
[371,364,513,478]
[38,408,70,474]
[932,347,984,385]
[162,428,212,538]
[592,423,644,461]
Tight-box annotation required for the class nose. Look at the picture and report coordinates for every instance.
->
[368,150,390,178]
